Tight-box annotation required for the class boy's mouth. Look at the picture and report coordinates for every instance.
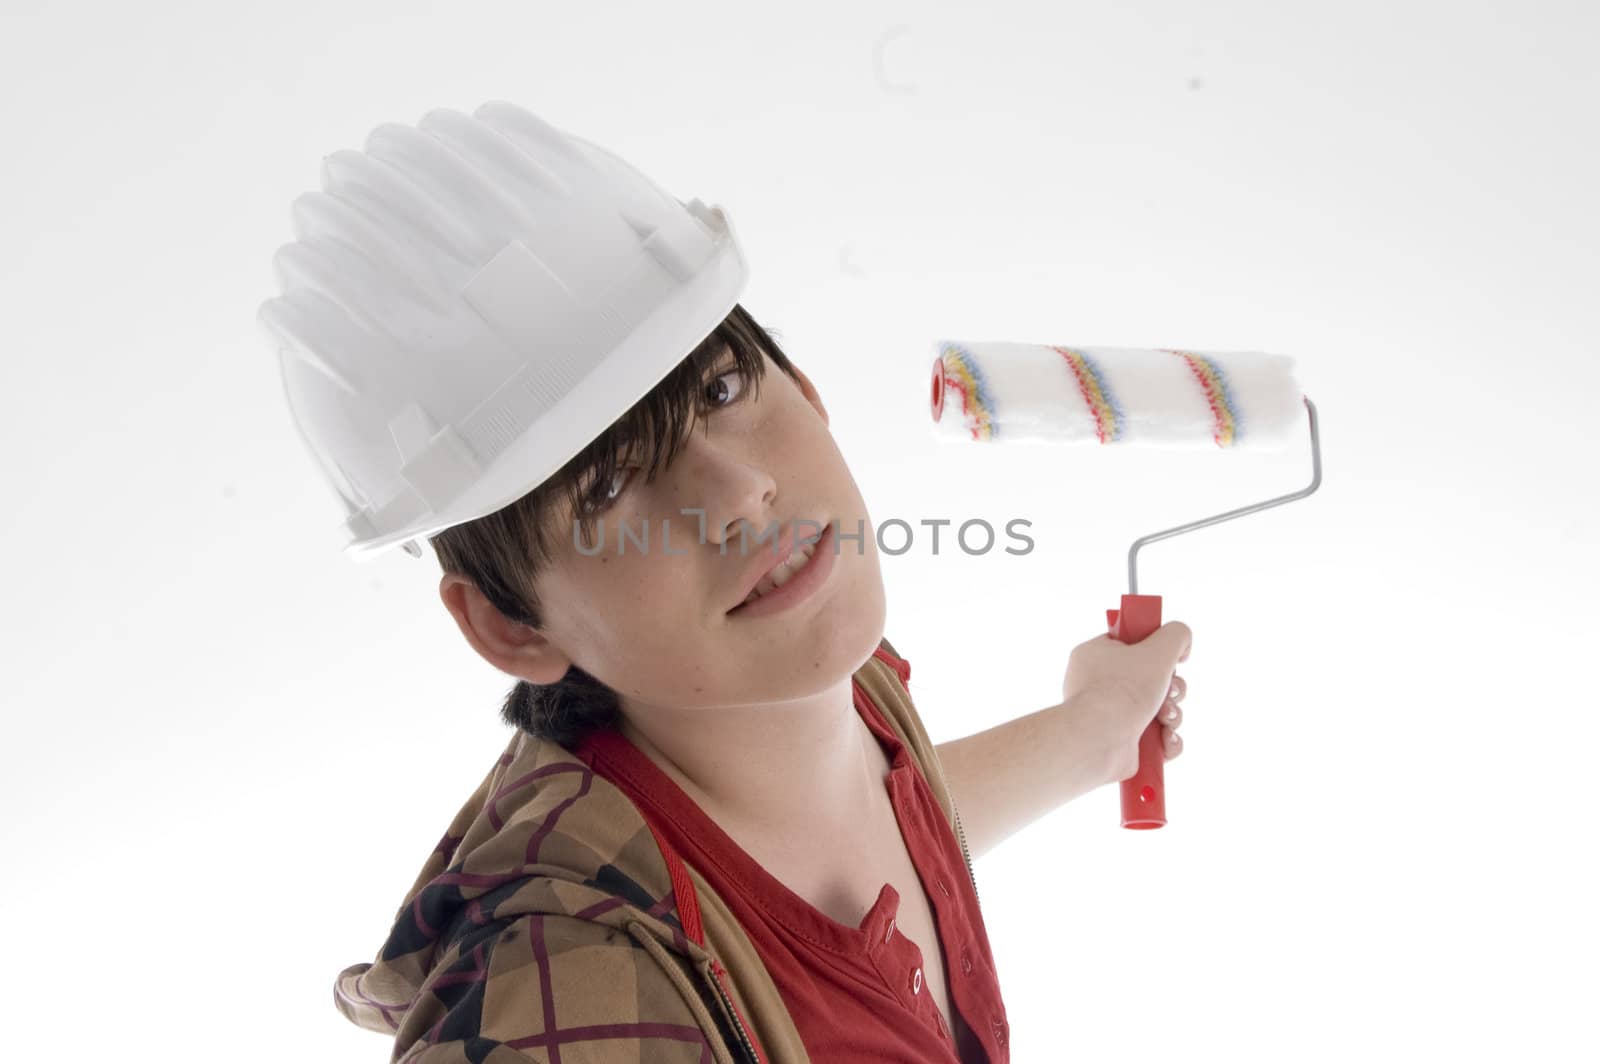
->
[726,517,834,615]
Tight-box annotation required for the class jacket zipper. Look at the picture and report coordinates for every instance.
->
[953,802,980,908]
[707,958,761,1064]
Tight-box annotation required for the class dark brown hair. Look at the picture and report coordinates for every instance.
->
[428,303,802,749]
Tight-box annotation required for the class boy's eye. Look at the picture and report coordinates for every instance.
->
[589,466,633,511]
[574,456,635,517]
[582,365,745,516]
[702,366,746,409]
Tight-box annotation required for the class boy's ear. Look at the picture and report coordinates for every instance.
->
[787,362,828,426]
[438,574,572,685]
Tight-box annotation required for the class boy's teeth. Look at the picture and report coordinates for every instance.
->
[743,542,817,605]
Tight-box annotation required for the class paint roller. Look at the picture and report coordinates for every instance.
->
[929,342,1322,828]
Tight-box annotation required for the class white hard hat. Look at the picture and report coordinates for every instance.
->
[256,100,749,562]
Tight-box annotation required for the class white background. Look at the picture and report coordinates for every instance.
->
[3,1,1595,1060]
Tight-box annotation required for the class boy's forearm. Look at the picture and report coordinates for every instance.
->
[933,695,1110,862]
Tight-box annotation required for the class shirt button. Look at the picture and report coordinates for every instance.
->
[912,967,922,995]
[961,945,973,975]
[937,878,949,897]
[993,1017,1008,1047]
[884,918,895,944]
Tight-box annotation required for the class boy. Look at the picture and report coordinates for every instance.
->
[261,101,1190,1063]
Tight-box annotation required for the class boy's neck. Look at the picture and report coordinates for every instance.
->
[615,676,887,846]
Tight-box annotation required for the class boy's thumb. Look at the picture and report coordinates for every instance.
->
[1159,620,1193,664]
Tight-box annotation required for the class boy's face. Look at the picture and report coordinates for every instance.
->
[444,349,888,709]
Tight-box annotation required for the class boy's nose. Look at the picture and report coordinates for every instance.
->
[669,435,780,551]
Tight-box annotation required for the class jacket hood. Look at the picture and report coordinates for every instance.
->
[331,721,707,1050]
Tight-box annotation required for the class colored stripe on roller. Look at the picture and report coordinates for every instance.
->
[940,342,996,440]
[1163,348,1239,448]
[1050,346,1123,444]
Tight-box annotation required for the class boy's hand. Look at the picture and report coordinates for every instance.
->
[1060,621,1192,786]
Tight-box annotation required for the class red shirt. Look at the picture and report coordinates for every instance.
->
[573,645,1010,1063]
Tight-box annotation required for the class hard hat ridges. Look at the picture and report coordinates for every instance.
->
[270,233,414,359]
[257,289,365,397]
[418,106,572,211]
[313,171,463,322]
[563,132,685,225]
[473,100,589,167]
[319,148,476,272]
[290,189,446,316]
[363,122,531,267]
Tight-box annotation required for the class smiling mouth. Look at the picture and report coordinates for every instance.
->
[726,520,836,615]
[732,541,819,610]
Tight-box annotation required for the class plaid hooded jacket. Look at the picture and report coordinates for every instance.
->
[332,637,985,1062]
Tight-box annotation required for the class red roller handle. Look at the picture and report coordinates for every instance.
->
[1106,594,1167,829]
